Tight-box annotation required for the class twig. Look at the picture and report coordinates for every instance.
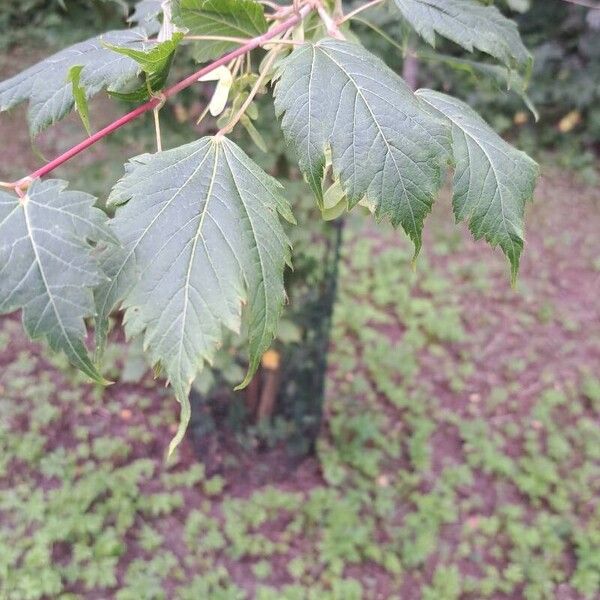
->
[184,35,252,44]
[147,80,166,152]
[6,3,314,191]
[333,0,344,20]
[316,2,345,39]
[261,39,305,47]
[229,55,244,80]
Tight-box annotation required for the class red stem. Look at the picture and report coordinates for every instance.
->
[11,4,312,188]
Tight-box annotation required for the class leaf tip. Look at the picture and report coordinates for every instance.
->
[167,384,191,457]
[510,263,519,290]
[236,355,261,391]
[234,372,252,392]
[411,256,418,273]
[91,371,113,387]
[411,239,422,266]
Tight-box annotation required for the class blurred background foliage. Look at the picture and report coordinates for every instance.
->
[0,0,131,47]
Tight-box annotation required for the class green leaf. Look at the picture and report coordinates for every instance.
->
[172,0,267,63]
[105,32,184,102]
[0,29,153,135]
[391,0,532,74]
[97,136,293,453]
[67,65,92,135]
[0,180,113,383]
[416,89,539,281]
[273,39,450,254]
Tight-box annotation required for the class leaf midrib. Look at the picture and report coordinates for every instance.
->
[221,140,270,351]
[98,144,212,318]
[176,142,220,379]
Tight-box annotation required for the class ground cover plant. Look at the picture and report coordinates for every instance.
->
[0,171,599,598]
[0,0,540,451]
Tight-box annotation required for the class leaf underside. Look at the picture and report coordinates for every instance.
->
[273,39,451,254]
[172,0,268,63]
[96,136,292,453]
[0,180,113,382]
[0,29,154,135]
[416,89,539,280]
[391,0,532,74]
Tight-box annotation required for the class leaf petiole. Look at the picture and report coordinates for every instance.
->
[217,35,288,137]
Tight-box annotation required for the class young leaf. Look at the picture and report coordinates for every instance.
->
[172,0,268,63]
[105,32,184,102]
[416,89,539,281]
[97,136,293,452]
[0,29,153,136]
[67,65,92,135]
[391,0,532,74]
[0,180,113,383]
[273,39,450,254]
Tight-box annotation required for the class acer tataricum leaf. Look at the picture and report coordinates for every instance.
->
[172,0,268,63]
[0,29,154,135]
[273,39,451,254]
[97,136,293,453]
[0,180,114,383]
[416,89,539,281]
[391,0,532,74]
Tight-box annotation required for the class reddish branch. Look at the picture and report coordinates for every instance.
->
[8,3,313,190]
